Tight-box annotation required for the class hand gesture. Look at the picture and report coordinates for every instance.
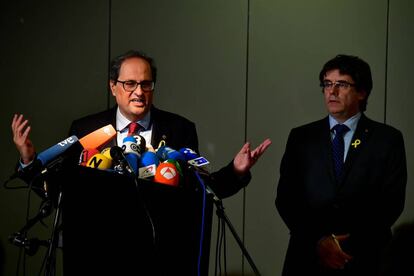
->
[233,138,272,176]
[11,114,36,164]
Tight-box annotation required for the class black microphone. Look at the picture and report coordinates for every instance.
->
[110,146,135,177]
[8,234,49,256]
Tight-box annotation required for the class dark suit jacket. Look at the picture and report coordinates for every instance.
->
[65,105,251,275]
[69,105,250,199]
[276,114,407,276]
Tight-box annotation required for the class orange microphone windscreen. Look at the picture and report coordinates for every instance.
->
[79,124,116,150]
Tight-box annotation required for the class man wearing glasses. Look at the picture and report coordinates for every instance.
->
[275,54,407,276]
[13,49,271,197]
[12,49,271,274]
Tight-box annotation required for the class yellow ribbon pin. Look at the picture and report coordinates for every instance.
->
[351,139,361,148]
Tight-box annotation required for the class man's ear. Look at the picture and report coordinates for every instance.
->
[109,81,116,96]
[358,90,367,101]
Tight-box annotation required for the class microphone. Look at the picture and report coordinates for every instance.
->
[9,235,49,256]
[110,146,135,177]
[79,148,100,166]
[132,134,146,154]
[86,153,112,170]
[77,124,116,165]
[156,146,186,164]
[179,147,210,167]
[10,135,80,180]
[178,148,217,197]
[164,159,183,177]
[100,147,113,161]
[79,124,116,150]
[180,147,199,161]
[37,135,80,166]
[121,136,143,174]
[154,162,180,186]
[146,143,156,153]
[138,151,160,179]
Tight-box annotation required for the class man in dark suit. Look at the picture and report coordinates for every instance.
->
[11,49,271,275]
[12,49,271,198]
[275,54,407,276]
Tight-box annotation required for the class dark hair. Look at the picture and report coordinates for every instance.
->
[109,49,157,83]
[319,54,372,112]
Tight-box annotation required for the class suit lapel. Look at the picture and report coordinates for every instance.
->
[150,107,169,149]
[341,114,372,186]
[320,118,337,184]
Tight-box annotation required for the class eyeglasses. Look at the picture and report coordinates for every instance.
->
[116,80,155,92]
[321,80,355,91]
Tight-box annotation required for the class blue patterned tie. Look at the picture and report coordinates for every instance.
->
[332,124,350,182]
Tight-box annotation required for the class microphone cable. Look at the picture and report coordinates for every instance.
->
[111,146,157,248]
[134,177,156,249]
[193,170,207,276]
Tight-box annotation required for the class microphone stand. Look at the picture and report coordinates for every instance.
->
[44,189,63,276]
[192,169,261,276]
[9,199,52,256]
[212,196,261,276]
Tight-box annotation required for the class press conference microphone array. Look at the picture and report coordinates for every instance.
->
[77,134,210,189]
[79,134,146,179]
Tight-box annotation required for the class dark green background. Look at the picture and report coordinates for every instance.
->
[1,1,413,275]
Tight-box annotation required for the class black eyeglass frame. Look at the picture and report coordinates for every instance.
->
[116,79,155,92]
[320,80,356,90]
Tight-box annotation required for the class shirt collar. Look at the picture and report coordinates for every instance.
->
[116,108,151,132]
[329,112,361,132]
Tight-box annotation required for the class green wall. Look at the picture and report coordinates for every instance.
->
[0,1,412,275]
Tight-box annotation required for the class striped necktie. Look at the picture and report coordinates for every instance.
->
[332,124,350,182]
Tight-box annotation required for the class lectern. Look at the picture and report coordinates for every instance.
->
[61,166,213,275]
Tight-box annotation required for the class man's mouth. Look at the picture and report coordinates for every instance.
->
[130,98,144,103]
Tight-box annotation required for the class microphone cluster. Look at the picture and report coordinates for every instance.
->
[79,133,210,188]
[12,123,210,189]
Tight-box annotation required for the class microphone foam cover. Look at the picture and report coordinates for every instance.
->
[165,159,183,176]
[133,134,146,152]
[79,124,116,150]
[86,153,112,170]
[179,148,199,161]
[156,146,186,162]
[138,151,159,179]
[101,147,113,160]
[154,162,180,186]
[139,151,160,167]
[79,148,100,166]
[124,153,139,174]
[122,136,141,157]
